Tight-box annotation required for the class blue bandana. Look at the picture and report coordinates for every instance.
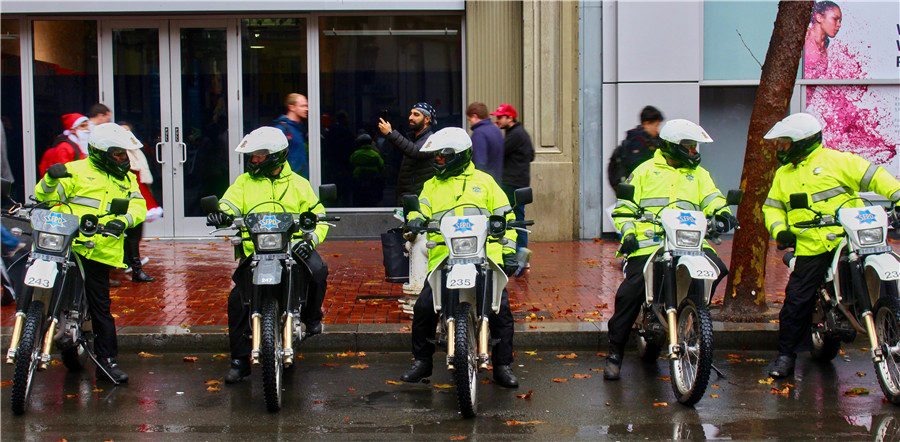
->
[412,102,436,126]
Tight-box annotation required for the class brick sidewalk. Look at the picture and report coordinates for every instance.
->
[2,237,840,328]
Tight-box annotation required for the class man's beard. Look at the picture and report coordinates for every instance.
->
[409,119,425,133]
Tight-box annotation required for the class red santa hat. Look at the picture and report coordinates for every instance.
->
[61,113,88,130]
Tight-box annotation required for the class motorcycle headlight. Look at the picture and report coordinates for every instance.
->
[36,232,65,251]
[256,233,283,251]
[857,227,883,245]
[450,236,478,254]
[675,230,701,248]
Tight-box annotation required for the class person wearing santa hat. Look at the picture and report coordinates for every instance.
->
[37,113,91,177]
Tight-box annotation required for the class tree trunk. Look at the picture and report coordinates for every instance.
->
[722,0,814,320]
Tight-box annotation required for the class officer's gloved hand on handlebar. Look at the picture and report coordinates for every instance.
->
[890,206,900,230]
[292,240,314,260]
[620,233,639,255]
[403,217,427,241]
[715,213,739,232]
[47,163,72,180]
[206,211,234,227]
[776,231,796,250]
[502,252,518,276]
[104,219,126,237]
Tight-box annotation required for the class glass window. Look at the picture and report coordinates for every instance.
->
[32,20,98,175]
[319,15,463,207]
[1,19,24,203]
[703,1,777,81]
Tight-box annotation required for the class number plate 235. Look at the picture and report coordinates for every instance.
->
[447,264,476,289]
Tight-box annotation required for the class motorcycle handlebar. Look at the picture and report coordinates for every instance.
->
[319,215,341,222]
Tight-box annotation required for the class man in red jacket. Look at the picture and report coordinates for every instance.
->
[38,113,90,176]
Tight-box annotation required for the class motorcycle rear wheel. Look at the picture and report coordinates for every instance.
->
[261,297,283,412]
[873,296,900,405]
[11,301,45,415]
[453,303,478,418]
[669,298,713,406]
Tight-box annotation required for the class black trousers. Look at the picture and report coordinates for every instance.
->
[411,282,515,366]
[79,257,118,358]
[228,249,328,359]
[123,222,143,264]
[778,252,834,355]
[607,248,727,356]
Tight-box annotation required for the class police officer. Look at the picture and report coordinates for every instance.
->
[604,119,735,380]
[206,127,330,383]
[35,123,148,383]
[399,127,520,388]
[762,113,900,378]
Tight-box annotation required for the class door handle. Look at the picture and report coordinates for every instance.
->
[179,141,187,164]
[155,142,166,164]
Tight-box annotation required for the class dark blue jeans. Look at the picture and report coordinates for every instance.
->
[501,184,527,250]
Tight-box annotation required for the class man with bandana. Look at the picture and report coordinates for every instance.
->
[378,102,437,203]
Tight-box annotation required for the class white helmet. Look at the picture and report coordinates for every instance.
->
[763,113,823,141]
[88,123,143,179]
[658,119,712,169]
[235,126,289,153]
[421,127,473,179]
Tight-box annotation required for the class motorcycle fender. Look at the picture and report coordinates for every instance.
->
[253,259,283,285]
[676,255,719,281]
[864,253,900,281]
[486,257,508,313]
[24,259,58,289]
[427,259,447,313]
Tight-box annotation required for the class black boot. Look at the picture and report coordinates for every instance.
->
[493,365,519,388]
[400,360,432,383]
[603,352,623,381]
[768,353,796,378]
[130,258,154,283]
[96,357,128,383]
[225,357,252,384]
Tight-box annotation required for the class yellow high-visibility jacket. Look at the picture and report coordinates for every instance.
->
[764,145,900,256]
[219,163,328,258]
[613,150,730,258]
[411,162,517,273]
[35,159,147,268]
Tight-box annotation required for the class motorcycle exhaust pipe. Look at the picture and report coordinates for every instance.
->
[6,312,25,364]
[39,319,58,370]
[283,312,294,367]
[821,291,868,335]
[861,312,883,363]
[446,319,456,370]
[478,317,490,370]
[251,313,261,365]
[667,309,679,359]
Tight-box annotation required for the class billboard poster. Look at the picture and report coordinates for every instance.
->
[802,1,899,176]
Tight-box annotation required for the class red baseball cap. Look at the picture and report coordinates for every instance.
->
[489,104,517,119]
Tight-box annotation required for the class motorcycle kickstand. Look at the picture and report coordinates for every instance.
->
[83,343,120,386]
[711,363,726,379]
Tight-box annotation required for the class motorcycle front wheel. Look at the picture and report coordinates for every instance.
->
[11,300,45,415]
[810,298,841,362]
[669,298,713,406]
[453,302,478,418]
[873,296,900,405]
[261,297,283,412]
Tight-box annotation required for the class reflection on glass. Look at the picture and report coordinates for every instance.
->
[31,20,98,177]
[1,18,24,202]
[180,28,228,217]
[113,28,162,213]
[319,15,462,207]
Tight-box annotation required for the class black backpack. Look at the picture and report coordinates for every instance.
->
[606,140,632,190]
[607,131,653,190]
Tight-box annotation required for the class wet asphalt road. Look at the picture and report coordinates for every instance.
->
[1,345,898,440]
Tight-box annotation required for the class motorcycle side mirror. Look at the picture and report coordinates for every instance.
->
[318,184,337,203]
[200,195,220,214]
[726,189,743,206]
[109,198,130,216]
[513,187,533,208]
[401,194,420,216]
[616,183,636,204]
[789,193,810,211]
[298,212,318,232]
[80,214,100,236]
[488,215,506,237]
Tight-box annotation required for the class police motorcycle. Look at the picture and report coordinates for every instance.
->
[401,187,533,418]
[614,183,742,406]
[200,184,338,412]
[781,193,900,405]
[5,196,130,415]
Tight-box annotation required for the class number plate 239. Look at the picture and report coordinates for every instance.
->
[25,259,58,288]
[446,264,476,289]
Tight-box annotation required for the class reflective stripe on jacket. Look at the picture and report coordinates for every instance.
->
[412,162,517,273]
[764,145,900,256]
[35,159,147,267]
[219,163,328,259]
[612,150,729,258]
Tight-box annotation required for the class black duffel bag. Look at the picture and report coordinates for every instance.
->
[381,228,409,283]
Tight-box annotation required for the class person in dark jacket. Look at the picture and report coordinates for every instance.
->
[607,105,664,191]
[273,93,309,179]
[378,102,436,203]
[466,101,504,182]
[491,104,535,253]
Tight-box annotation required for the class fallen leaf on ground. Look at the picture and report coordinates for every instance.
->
[657,376,671,381]
[66,394,78,399]
[596,352,608,358]
[524,350,538,356]
[556,353,578,359]
[350,364,369,369]
[838,349,847,355]
[856,372,866,377]
[312,400,323,404]
[433,384,453,389]
[451,436,468,440]
[563,363,576,366]
[758,377,775,385]
[137,352,160,358]
[207,386,221,392]
[861,348,869,352]
[769,319,779,323]
[50,360,63,366]
[528,325,544,329]
[205,380,223,385]
[573,374,592,379]
[0,381,12,387]
[589,368,604,372]
[605,402,611,406]
[358,352,367,357]
[93,388,103,393]
[781,382,796,388]
[516,390,534,399]
[844,387,870,397]
[386,380,403,385]
[480,378,494,385]
[652,402,668,407]
[323,363,340,367]
[710,394,719,398]
[551,378,569,383]
[212,353,228,360]
[505,420,545,426]
[347,387,355,391]
[398,326,411,332]
[337,351,357,357]
[183,356,198,362]
[770,386,790,395]
[711,384,721,388]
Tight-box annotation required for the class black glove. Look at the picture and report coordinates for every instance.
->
[403,217,426,241]
[206,211,234,227]
[890,206,900,230]
[502,252,518,276]
[776,231,796,250]
[292,240,314,260]
[620,233,639,255]
[104,219,126,237]
[715,213,739,232]
[47,163,72,180]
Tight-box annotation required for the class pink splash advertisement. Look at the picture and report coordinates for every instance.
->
[802,1,900,176]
